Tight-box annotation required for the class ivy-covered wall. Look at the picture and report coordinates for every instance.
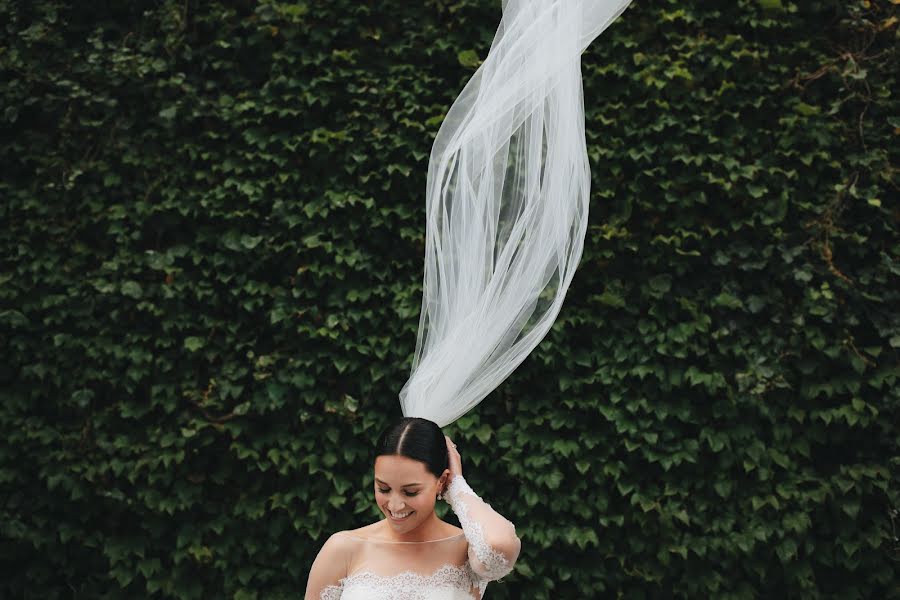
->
[1,0,897,598]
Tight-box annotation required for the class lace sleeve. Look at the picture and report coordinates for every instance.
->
[445,474,521,582]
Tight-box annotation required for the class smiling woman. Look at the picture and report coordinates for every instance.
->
[304,417,521,600]
[370,415,455,542]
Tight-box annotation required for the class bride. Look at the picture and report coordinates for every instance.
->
[305,417,520,599]
[305,0,632,596]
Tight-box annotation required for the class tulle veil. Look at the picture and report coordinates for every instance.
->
[400,0,633,427]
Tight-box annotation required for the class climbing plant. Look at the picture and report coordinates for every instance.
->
[1,0,897,598]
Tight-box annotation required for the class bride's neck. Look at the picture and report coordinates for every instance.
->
[380,512,448,542]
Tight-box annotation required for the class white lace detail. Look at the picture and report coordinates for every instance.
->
[319,563,478,600]
[319,582,343,600]
[445,475,515,580]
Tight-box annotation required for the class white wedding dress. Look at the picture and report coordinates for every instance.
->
[307,475,520,600]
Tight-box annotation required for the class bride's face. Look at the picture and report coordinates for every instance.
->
[374,455,447,529]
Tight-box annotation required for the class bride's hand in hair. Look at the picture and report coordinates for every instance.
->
[444,435,463,489]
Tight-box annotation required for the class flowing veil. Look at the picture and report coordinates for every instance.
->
[400,0,633,427]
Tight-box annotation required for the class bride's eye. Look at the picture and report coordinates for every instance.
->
[377,488,419,497]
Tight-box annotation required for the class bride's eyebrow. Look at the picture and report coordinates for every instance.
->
[375,478,422,487]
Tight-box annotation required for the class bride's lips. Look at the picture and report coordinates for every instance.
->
[388,511,414,522]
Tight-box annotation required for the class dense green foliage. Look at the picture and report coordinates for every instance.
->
[1,0,898,598]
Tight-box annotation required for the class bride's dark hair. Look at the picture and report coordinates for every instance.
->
[374,417,449,479]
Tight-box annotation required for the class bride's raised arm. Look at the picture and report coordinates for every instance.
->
[445,473,521,581]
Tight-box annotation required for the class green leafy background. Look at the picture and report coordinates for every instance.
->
[2,0,898,598]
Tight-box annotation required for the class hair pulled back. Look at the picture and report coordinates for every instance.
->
[373,417,449,479]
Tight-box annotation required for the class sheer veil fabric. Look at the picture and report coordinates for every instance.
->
[400,0,633,427]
